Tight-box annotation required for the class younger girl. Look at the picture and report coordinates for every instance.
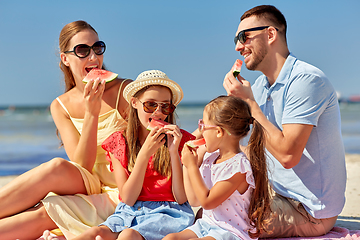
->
[164,95,272,240]
[72,70,195,240]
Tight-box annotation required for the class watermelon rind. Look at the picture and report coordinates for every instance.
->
[185,138,206,148]
[185,142,197,148]
[82,69,118,83]
[146,119,169,131]
[232,59,243,78]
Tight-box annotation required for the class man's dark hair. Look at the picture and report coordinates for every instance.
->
[241,5,287,42]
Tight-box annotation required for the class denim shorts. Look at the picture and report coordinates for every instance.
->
[100,200,194,240]
[187,219,241,240]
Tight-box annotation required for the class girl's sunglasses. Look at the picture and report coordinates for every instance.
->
[234,26,278,45]
[198,119,231,135]
[138,99,176,115]
[64,41,106,58]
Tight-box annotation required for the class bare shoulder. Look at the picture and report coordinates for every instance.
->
[104,78,132,93]
[50,92,73,118]
[117,78,133,118]
[116,77,133,89]
[103,78,133,119]
[240,145,249,158]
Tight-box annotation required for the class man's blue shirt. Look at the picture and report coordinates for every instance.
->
[252,54,346,218]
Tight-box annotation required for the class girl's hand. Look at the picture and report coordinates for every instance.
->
[181,145,198,169]
[164,124,182,155]
[83,77,106,116]
[139,127,167,158]
[196,145,207,167]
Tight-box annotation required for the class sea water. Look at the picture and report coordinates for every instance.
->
[0,103,359,176]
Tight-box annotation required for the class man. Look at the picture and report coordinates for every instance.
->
[223,5,346,238]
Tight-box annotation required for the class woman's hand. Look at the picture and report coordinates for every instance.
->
[83,77,106,117]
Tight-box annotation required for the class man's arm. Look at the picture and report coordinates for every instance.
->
[224,72,313,169]
[248,100,313,168]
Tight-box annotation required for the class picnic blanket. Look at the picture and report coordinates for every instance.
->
[266,227,360,240]
[36,227,360,240]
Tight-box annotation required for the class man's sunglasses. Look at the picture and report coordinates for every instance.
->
[234,26,278,45]
[138,100,176,115]
[64,41,106,58]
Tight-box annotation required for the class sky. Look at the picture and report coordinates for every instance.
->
[0,0,359,106]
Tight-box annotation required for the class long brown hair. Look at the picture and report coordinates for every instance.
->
[206,95,272,238]
[59,20,106,92]
[124,85,176,177]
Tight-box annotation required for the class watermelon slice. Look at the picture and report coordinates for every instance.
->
[146,119,196,151]
[232,59,243,77]
[147,119,169,131]
[83,69,118,83]
[185,138,206,148]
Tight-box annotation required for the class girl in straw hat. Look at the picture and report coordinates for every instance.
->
[70,70,195,240]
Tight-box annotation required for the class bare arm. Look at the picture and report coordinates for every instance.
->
[51,79,105,172]
[182,145,246,209]
[169,152,187,204]
[165,125,187,204]
[181,145,206,206]
[183,165,200,207]
[248,101,313,168]
[223,71,313,168]
[118,127,167,206]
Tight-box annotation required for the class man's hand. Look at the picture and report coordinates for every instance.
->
[223,70,255,102]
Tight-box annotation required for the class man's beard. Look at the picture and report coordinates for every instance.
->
[245,41,268,71]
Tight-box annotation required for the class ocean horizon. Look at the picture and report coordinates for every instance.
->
[1,102,360,176]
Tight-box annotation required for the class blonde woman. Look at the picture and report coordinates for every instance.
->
[0,20,131,240]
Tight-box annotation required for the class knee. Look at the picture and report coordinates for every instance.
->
[35,204,48,218]
[33,204,53,223]
[322,216,338,234]
[162,233,177,240]
[118,228,142,239]
[42,157,73,176]
[86,226,107,238]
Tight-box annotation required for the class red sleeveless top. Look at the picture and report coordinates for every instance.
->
[102,130,195,202]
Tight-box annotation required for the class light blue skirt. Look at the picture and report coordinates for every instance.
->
[100,200,194,240]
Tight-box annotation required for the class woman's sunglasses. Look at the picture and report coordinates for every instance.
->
[64,41,106,58]
[138,99,176,115]
[234,26,278,45]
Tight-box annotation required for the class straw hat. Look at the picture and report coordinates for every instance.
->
[123,70,183,106]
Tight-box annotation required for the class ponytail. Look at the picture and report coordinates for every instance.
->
[247,119,272,238]
[205,95,272,237]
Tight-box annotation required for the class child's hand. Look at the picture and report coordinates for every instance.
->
[164,124,182,155]
[140,127,167,158]
[181,145,198,169]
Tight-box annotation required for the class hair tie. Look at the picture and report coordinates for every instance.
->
[249,117,255,124]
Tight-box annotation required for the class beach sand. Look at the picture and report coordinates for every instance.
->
[1,154,359,230]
